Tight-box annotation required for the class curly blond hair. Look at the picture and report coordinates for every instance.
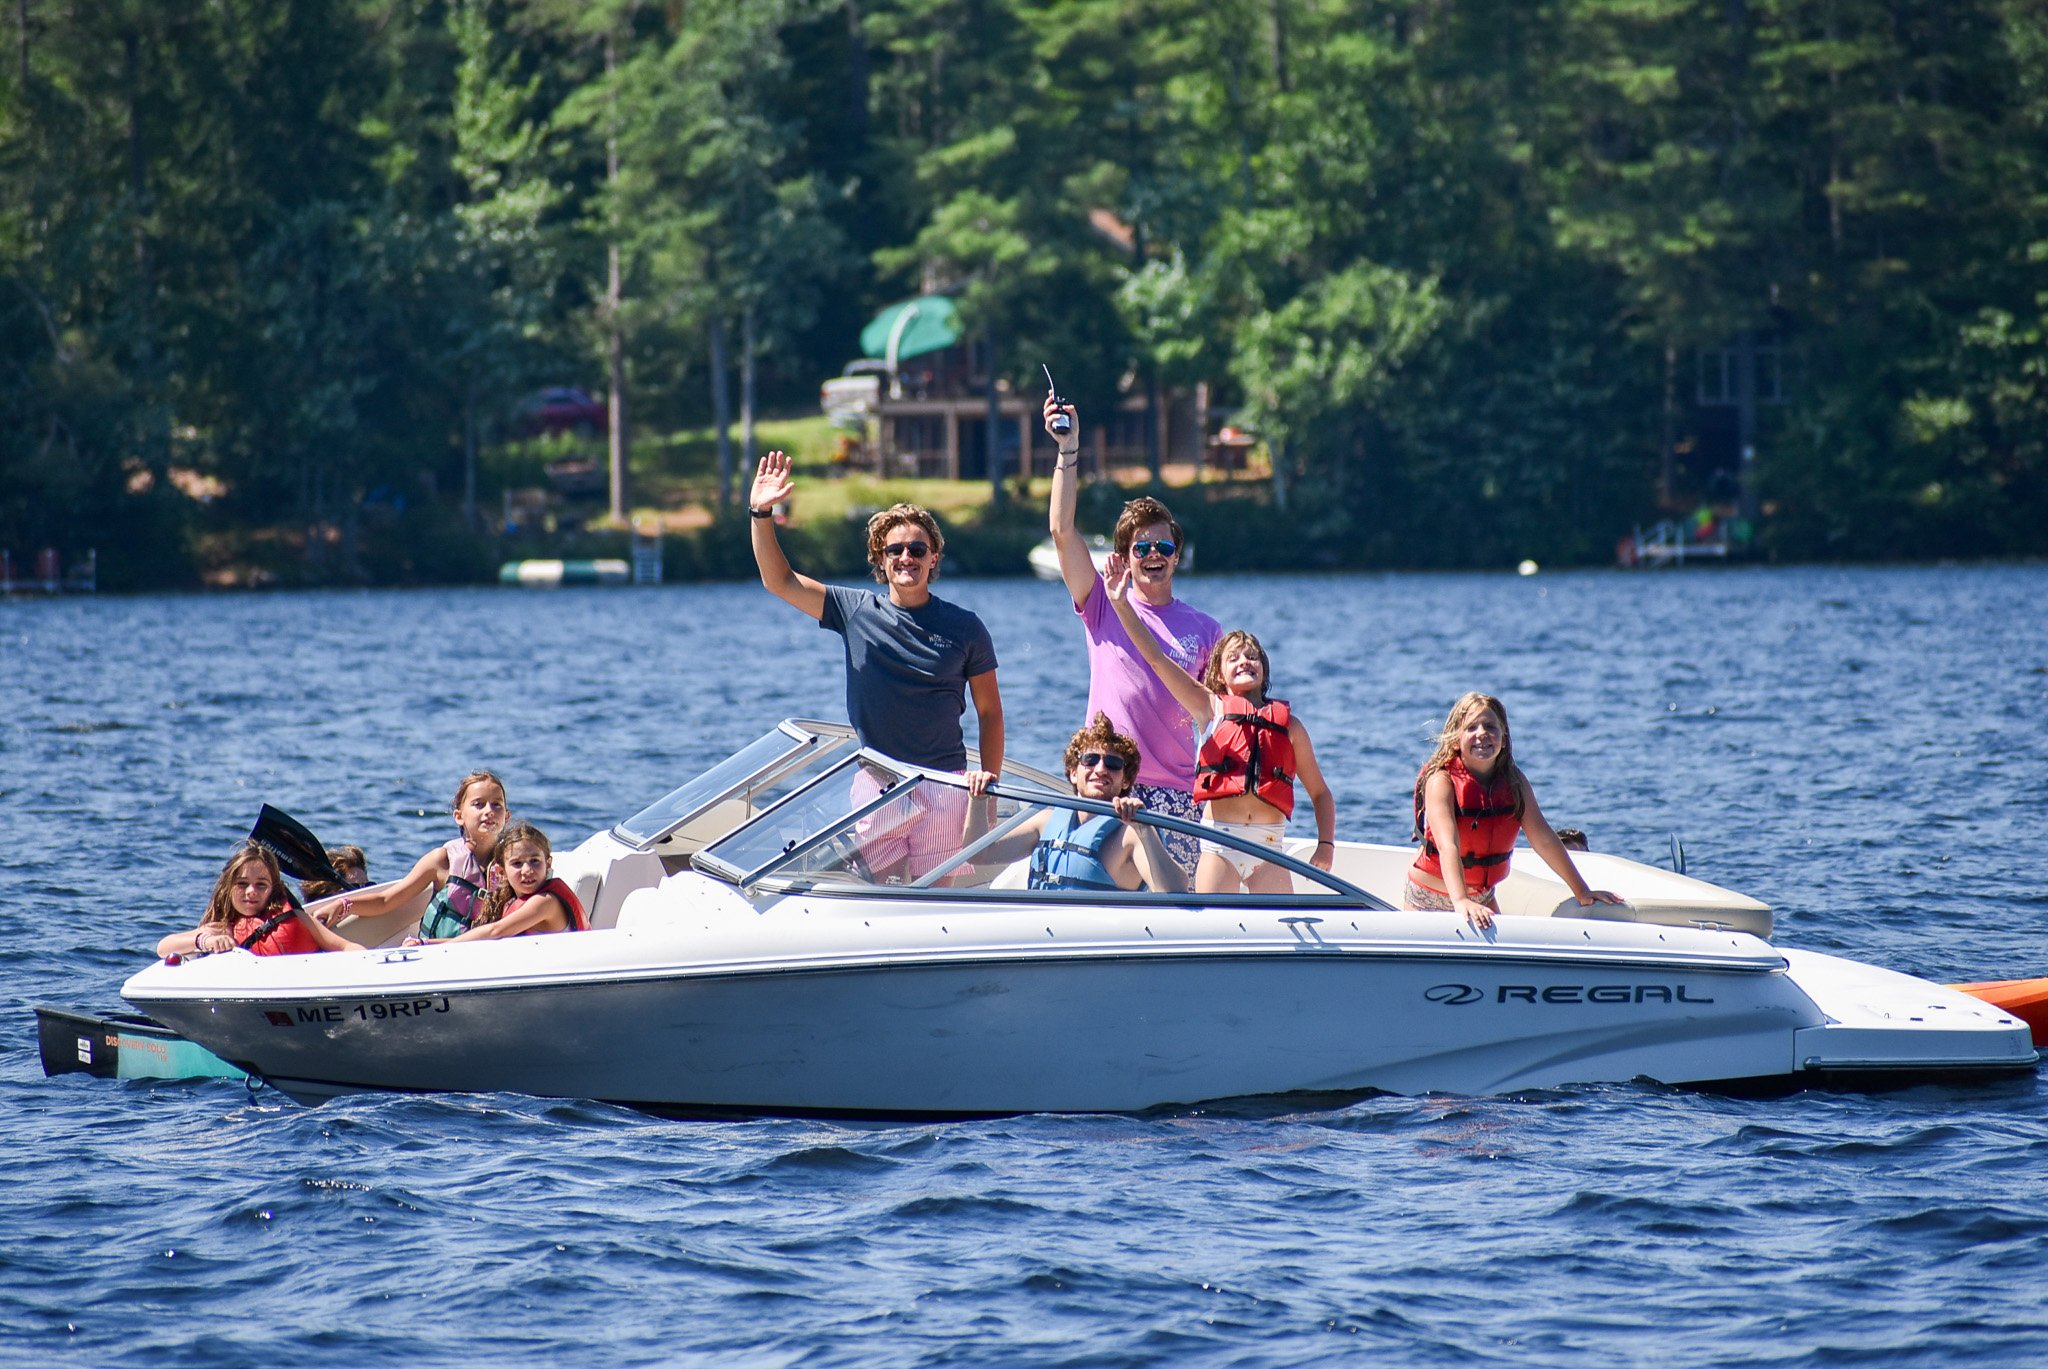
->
[865,504,945,583]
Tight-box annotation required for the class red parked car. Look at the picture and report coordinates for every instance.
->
[516,386,608,438]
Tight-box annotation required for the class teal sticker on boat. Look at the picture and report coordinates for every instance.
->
[113,1032,246,1081]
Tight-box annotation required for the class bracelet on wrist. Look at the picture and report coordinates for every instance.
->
[749,506,775,520]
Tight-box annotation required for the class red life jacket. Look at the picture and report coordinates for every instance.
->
[505,876,588,932]
[228,909,320,956]
[1193,696,1296,818]
[1410,756,1521,893]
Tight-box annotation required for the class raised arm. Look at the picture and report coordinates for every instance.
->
[1044,394,1099,609]
[1517,772,1621,906]
[749,450,829,621]
[1287,718,1338,873]
[1103,553,1215,720]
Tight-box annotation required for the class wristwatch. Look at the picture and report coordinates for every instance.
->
[749,506,775,520]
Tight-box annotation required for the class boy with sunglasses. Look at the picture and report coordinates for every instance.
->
[1044,395,1221,877]
[960,713,1186,894]
[748,451,1004,808]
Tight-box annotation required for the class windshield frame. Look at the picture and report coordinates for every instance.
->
[612,720,853,852]
[696,766,1387,908]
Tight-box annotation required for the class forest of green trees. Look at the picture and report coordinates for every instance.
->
[4,0,2046,588]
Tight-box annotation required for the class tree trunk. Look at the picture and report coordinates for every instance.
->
[605,28,628,525]
[845,0,869,150]
[711,316,733,507]
[1735,330,1758,522]
[741,302,758,474]
[985,329,1004,504]
[1659,340,1676,507]
[463,382,478,529]
[124,28,164,484]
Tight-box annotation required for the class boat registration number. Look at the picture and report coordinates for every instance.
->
[264,998,452,1026]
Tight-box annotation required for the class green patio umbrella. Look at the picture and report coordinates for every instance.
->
[859,296,961,362]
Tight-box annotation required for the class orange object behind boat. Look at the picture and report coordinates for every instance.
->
[1951,977,2048,1047]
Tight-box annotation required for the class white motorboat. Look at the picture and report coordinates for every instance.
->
[122,720,2037,1113]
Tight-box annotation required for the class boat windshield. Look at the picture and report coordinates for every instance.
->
[614,722,1068,858]
[613,722,856,853]
[694,771,1371,904]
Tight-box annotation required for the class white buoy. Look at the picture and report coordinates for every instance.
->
[1517,559,1538,577]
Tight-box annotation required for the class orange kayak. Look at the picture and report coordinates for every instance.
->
[1951,978,2048,1047]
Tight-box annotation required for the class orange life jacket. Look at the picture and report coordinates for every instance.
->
[1411,756,1520,893]
[1193,696,1296,818]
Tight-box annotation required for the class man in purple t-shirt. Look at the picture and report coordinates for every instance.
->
[1044,395,1222,876]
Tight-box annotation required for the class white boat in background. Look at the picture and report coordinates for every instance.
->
[1028,535,1192,581]
[122,721,2035,1113]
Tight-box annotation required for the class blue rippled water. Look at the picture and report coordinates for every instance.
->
[4,564,2048,1366]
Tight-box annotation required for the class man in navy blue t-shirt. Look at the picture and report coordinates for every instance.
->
[748,450,1005,784]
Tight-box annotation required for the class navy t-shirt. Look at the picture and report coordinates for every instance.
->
[820,586,999,770]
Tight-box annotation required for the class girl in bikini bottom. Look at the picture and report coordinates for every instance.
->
[1200,817,1288,882]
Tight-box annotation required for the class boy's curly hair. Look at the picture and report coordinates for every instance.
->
[865,504,945,583]
[1061,711,1142,796]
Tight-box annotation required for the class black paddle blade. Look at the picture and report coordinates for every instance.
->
[250,805,345,886]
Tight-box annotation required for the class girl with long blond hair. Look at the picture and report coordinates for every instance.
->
[1405,692,1619,929]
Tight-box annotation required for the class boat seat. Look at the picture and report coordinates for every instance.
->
[578,851,664,930]
[567,869,603,928]
[1282,840,1773,938]
[989,857,1032,891]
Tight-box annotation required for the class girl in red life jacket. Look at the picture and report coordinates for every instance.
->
[157,842,364,959]
[1406,692,1620,930]
[411,822,586,943]
[335,770,510,940]
[1104,554,1336,895]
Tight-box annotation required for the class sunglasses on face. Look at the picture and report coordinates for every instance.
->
[1129,539,1177,559]
[1076,752,1128,772]
[884,541,931,559]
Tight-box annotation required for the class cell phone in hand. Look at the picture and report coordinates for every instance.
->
[1042,364,1073,435]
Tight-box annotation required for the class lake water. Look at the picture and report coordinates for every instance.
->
[4,564,2047,1367]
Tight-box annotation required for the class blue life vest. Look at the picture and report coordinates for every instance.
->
[1029,809,1122,891]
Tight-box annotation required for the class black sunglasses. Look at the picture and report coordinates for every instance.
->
[883,541,931,559]
[1076,752,1128,772]
[1129,539,1177,559]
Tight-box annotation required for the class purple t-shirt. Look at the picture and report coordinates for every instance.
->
[1078,575,1222,791]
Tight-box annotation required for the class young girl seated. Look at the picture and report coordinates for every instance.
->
[300,844,368,904]
[409,822,586,943]
[1103,556,1335,893]
[337,771,509,939]
[158,842,364,958]
[961,714,1187,894]
[1406,692,1620,929]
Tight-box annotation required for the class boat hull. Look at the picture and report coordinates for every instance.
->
[131,953,1810,1109]
[127,931,2037,1111]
